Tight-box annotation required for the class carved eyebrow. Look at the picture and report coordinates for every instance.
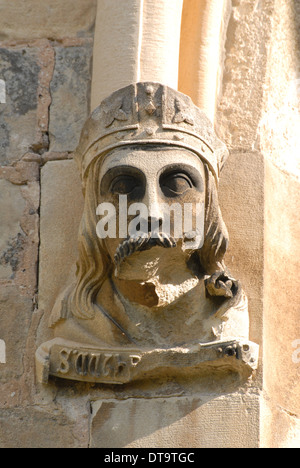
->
[160,163,201,174]
[102,165,145,179]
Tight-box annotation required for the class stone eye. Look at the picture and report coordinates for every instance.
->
[161,172,193,196]
[110,175,140,195]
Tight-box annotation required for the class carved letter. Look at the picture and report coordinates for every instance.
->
[57,348,71,375]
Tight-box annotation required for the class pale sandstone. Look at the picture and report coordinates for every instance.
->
[261,395,300,449]
[218,151,264,347]
[259,0,300,180]
[90,394,260,448]
[91,0,183,110]
[216,0,300,447]
[179,0,231,121]
[262,161,300,446]
[38,160,84,339]
[0,0,96,42]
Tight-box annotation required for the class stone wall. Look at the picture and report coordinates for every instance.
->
[0,0,94,447]
[216,0,300,448]
[0,0,299,448]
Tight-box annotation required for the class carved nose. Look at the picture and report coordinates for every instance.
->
[144,186,164,221]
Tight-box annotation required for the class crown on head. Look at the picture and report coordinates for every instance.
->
[75,82,228,184]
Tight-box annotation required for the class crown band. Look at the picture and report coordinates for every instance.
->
[75,82,228,184]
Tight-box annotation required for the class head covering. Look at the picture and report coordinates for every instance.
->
[75,82,228,185]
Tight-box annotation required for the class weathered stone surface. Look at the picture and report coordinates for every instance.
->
[0,406,77,448]
[0,162,40,291]
[0,163,40,387]
[0,47,41,164]
[215,0,300,447]
[90,394,260,448]
[0,0,96,42]
[262,161,300,446]
[38,160,84,335]
[0,285,33,382]
[261,395,300,449]
[259,0,300,181]
[0,179,26,280]
[218,151,264,347]
[216,0,273,150]
[49,45,93,152]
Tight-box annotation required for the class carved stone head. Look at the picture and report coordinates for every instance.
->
[37,83,258,385]
[70,83,229,315]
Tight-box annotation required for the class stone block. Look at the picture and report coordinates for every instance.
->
[0,0,96,42]
[0,162,40,291]
[218,151,264,347]
[0,285,33,382]
[215,0,272,150]
[261,395,300,448]
[0,163,40,384]
[0,179,26,280]
[49,45,93,152]
[264,161,300,418]
[0,47,42,165]
[38,160,84,323]
[0,406,77,448]
[90,394,260,448]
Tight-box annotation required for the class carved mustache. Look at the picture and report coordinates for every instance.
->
[114,232,177,267]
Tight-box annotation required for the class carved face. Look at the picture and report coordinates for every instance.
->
[98,145,206,278]
[73,143,228,318]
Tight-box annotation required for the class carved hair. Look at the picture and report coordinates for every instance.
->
[71,156,111,319]
[70,146,229,320]
[198,164,229,275]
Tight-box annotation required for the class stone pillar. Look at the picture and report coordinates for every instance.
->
[91,0,183,110]
[259,0,300,447]
[179,0,230,121]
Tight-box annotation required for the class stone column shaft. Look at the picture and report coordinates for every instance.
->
[91,0,183,110]
[179,0,230,121]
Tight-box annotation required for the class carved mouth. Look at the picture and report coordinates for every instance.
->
[114,233,177,267]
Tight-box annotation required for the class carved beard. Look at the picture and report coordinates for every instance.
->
[114,232,177,268]
[113,232,200,307]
